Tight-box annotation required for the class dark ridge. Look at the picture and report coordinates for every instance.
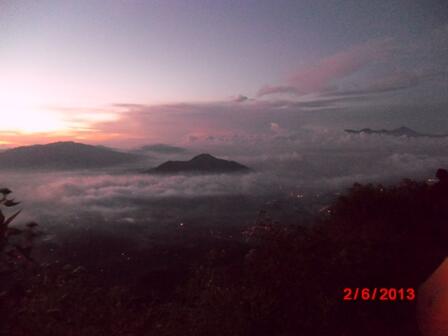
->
[0,141,143,170]
[147,153,251,174]
[345,126,448,138]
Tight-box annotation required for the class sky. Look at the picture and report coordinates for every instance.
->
[1,0,447,147]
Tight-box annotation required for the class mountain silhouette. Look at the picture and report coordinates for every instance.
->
[345,126,448,138]
[148,154,251,174]
[0,141,142,170]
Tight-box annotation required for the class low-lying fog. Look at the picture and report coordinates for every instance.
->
[1,130,447,272]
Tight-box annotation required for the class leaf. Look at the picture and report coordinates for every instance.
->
[4,199,20,207]
[4,210,22,227]
[0,188,12,195]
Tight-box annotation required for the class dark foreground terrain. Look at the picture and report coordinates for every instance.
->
[1,170,448,336]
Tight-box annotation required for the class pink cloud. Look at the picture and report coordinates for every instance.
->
[258,39,395,97]
[257,85,300,96]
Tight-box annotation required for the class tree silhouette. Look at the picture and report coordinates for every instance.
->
[436,168,448,183]
[0,189,38,272]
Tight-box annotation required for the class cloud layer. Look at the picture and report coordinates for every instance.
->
[3,127,447,233]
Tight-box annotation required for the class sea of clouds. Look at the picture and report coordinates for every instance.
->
[1,129,447,244]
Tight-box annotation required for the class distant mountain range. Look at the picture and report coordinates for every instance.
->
[147,154,251,174]
[345,127,448,138]
[0,141,142,170]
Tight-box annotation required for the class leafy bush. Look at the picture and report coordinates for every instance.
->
[0,188,39,268]
[0,188,39,299]
[155,170,448,336]
[2,170,448,336]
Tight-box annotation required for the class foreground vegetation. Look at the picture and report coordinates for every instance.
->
[1,170,448,335]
